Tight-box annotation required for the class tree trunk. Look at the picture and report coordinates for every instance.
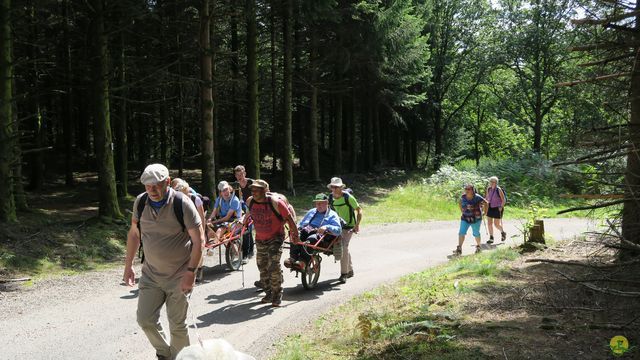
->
[114,34,127,198]
[433,105,443,170]
[270,0,278,174]
[246,0,260,178]
[230,10,241,166]
[349,92,357,172]
[282,0,293,190]
[333,94,343,174]
[90,0,122,220]
[0,0,16,222]
[372,104,381,166]
[28,3,44,191]
[200,0,215,196]
[308,30,320,181]
[177,35,185,177]
[621,4,640,258]
[61,0,74,186]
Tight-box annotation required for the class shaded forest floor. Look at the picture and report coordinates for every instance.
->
[274,238,640,359]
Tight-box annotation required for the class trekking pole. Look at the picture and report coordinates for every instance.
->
[186,289,204,347]
[482,215,489,236]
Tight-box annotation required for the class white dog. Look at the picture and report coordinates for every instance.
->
[176,339,256,360]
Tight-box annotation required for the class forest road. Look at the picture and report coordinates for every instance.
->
[0,218,593,360]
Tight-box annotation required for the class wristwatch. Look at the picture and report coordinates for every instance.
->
[187,267,197,273]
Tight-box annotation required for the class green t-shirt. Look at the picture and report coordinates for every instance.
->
[331,193,360,228]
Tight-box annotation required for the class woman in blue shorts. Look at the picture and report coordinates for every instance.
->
[454,184,487,255]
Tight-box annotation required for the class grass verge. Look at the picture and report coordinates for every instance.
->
[273,247,520,360]
[273,241,640,360]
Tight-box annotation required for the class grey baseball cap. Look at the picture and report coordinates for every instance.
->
[140,164,169,185]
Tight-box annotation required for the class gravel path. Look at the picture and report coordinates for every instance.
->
[0,218,594,359]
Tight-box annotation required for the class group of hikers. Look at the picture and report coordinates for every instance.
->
[121,162,507,359]
[456,176,508,255]
[122,163,363,360]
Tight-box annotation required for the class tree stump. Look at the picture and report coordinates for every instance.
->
[529,220,545,244]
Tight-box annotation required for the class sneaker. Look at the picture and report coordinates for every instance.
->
[501,231,507,242]
[338,274,348,283]
[347,270,354,278]
[475,245,481,254]
[261,294,272,304]
[487,236,494,245]
[157,354,170,360]
[453,245,462,256]
[295,260,306,270]
[254,280,264,289]
[271,299,282,307]
[283,258,295,268]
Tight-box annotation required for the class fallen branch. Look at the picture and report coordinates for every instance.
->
[555,72,632,87]
[571,9,640,26]
[558,194,624,199]
[556,199,625,214]
[555,270,640,297]
[0,277,31,283]
[526,257,640,268]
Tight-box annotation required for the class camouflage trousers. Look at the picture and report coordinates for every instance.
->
[256,237,284,301]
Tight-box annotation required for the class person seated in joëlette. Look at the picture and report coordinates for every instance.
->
[207,181,242,245]
[284,193,342,270]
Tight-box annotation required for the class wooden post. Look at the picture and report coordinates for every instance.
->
[529,220,545,244]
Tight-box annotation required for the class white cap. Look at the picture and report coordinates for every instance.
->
[218,180,230,191]
[140,164,169,185]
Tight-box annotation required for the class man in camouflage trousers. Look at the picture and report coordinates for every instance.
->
[244,179,299,307]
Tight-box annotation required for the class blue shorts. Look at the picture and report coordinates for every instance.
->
[459,220,481,237]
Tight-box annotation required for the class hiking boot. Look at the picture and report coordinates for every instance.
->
[261,294,272,304]
[347,270,354,278]
[271,294,282,307]
[254,280,264,289]
[283,257,295,268]
[475,245,482,254]
[487,236,494,245]
[157,354,170,360]
[501,231,507,242]
[338,274,348,284]
[453,245,462,256]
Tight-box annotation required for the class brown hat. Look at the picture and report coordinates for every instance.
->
[249,179,269,189]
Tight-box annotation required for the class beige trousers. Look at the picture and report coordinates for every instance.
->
[340,229,354,275]
[137,274,189,359]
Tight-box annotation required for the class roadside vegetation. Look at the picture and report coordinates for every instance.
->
[0,155,612,277]
[274,239,639,359]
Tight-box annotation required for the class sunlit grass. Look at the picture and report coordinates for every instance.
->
[272,246,521,360]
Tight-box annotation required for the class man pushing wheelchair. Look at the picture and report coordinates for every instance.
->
[284,193,342,272]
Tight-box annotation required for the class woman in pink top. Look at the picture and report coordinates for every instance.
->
[485,176,506,244]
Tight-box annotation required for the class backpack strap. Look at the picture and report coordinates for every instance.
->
[173,192,186,232]
[136,193,148,263]
[329,192,354,226]
[247,196,284,222]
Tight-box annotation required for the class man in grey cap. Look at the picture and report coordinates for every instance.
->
[123,163,204,360]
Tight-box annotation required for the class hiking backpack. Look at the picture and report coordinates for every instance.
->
[136,192,187,262]
[328,188,356,227]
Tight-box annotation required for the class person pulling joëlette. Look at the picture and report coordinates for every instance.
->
[327,177,363,283]
[243,179,299,307]
[123,163,205,360]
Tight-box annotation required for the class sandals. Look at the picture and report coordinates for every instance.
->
[453,245,462,256]
[475,245,482,254]
[501,231,507,242]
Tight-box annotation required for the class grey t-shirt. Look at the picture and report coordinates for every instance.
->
[133,188,201,282]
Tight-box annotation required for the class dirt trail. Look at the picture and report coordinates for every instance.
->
[0,218,593,360]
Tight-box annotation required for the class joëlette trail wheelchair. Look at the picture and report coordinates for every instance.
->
[285,232,342,290]
[200,219,252,280]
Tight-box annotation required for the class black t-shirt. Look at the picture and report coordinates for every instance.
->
[232,178,254,203]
